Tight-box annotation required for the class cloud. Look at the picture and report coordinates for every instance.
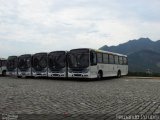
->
[0,0,160,57]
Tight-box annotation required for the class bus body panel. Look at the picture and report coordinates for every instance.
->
[90,64,128,78]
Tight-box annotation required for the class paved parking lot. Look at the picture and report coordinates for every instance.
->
[0,77,160,120]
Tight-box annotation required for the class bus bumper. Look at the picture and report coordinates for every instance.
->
[18,72,32,77]
[48,72,66,77]
[32,72,47,77]
[6,71,17,76]
[68,72,90,78]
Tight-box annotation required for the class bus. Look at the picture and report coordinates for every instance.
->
[18,54,32,78]
[6,56,18,76]
[67,48,128,79]
[32,52,48,77]
[48,51,68,78]
[0,58,7,76]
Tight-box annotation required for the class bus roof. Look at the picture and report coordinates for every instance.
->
[94,49,127,57]
[18,54,32,57]
[0,58,6,60]
[70,48,127,57]
[49,51,67,54]
[8,56,18,58]
[33,52,48,55]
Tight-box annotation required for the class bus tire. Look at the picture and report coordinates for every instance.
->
[117,70,121,78]
[2,70,6,76]
[97,71,103,80]
[17,76,22,78]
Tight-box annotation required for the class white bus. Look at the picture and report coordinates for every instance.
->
[48,51,68,78]
[6,56,18,76]
[32,52,48,77]
[0,58,7,76]
[68,48,128,79]
[18,54,32,78]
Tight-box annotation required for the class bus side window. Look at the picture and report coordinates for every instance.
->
[126,57,128,65]
[114,56,119,64]
[97,53,102,63]
[0,60,1,67]
[103,53,108,64]
[90,51,97,66]
[1,60,6,66]
[119,56,123,65]
[123,57,128,65]
[109,54,114,64]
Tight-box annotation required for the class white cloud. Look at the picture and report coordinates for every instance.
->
[0,0,160,57]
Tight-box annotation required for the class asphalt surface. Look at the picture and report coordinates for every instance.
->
[0,76,160,120]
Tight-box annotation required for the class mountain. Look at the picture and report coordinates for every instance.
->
[99,38,160,73]
[128,50,160,73]
[100,38,160,55]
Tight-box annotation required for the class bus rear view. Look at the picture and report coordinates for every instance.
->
[32,52,48,77]
[48,51,67,78]
[18,54,32,78]
[7,56,18,76]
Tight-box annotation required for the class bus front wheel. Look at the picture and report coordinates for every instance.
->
[97,71,103,80]
[2,70,6,76]
[17,76,22,78]
[117,70,121,78]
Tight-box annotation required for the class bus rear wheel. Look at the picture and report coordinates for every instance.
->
[97,71,103,80]
[117,70,121,78]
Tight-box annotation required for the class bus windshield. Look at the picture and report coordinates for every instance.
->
[68,49,89,68]
[32,53,47,71]
[48,51,66,70]
[7,56,17,70]
[18,55,31,70]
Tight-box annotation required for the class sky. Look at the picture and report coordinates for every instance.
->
[0,0,160,58]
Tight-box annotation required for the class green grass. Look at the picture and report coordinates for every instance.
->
[127,71,160,77]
